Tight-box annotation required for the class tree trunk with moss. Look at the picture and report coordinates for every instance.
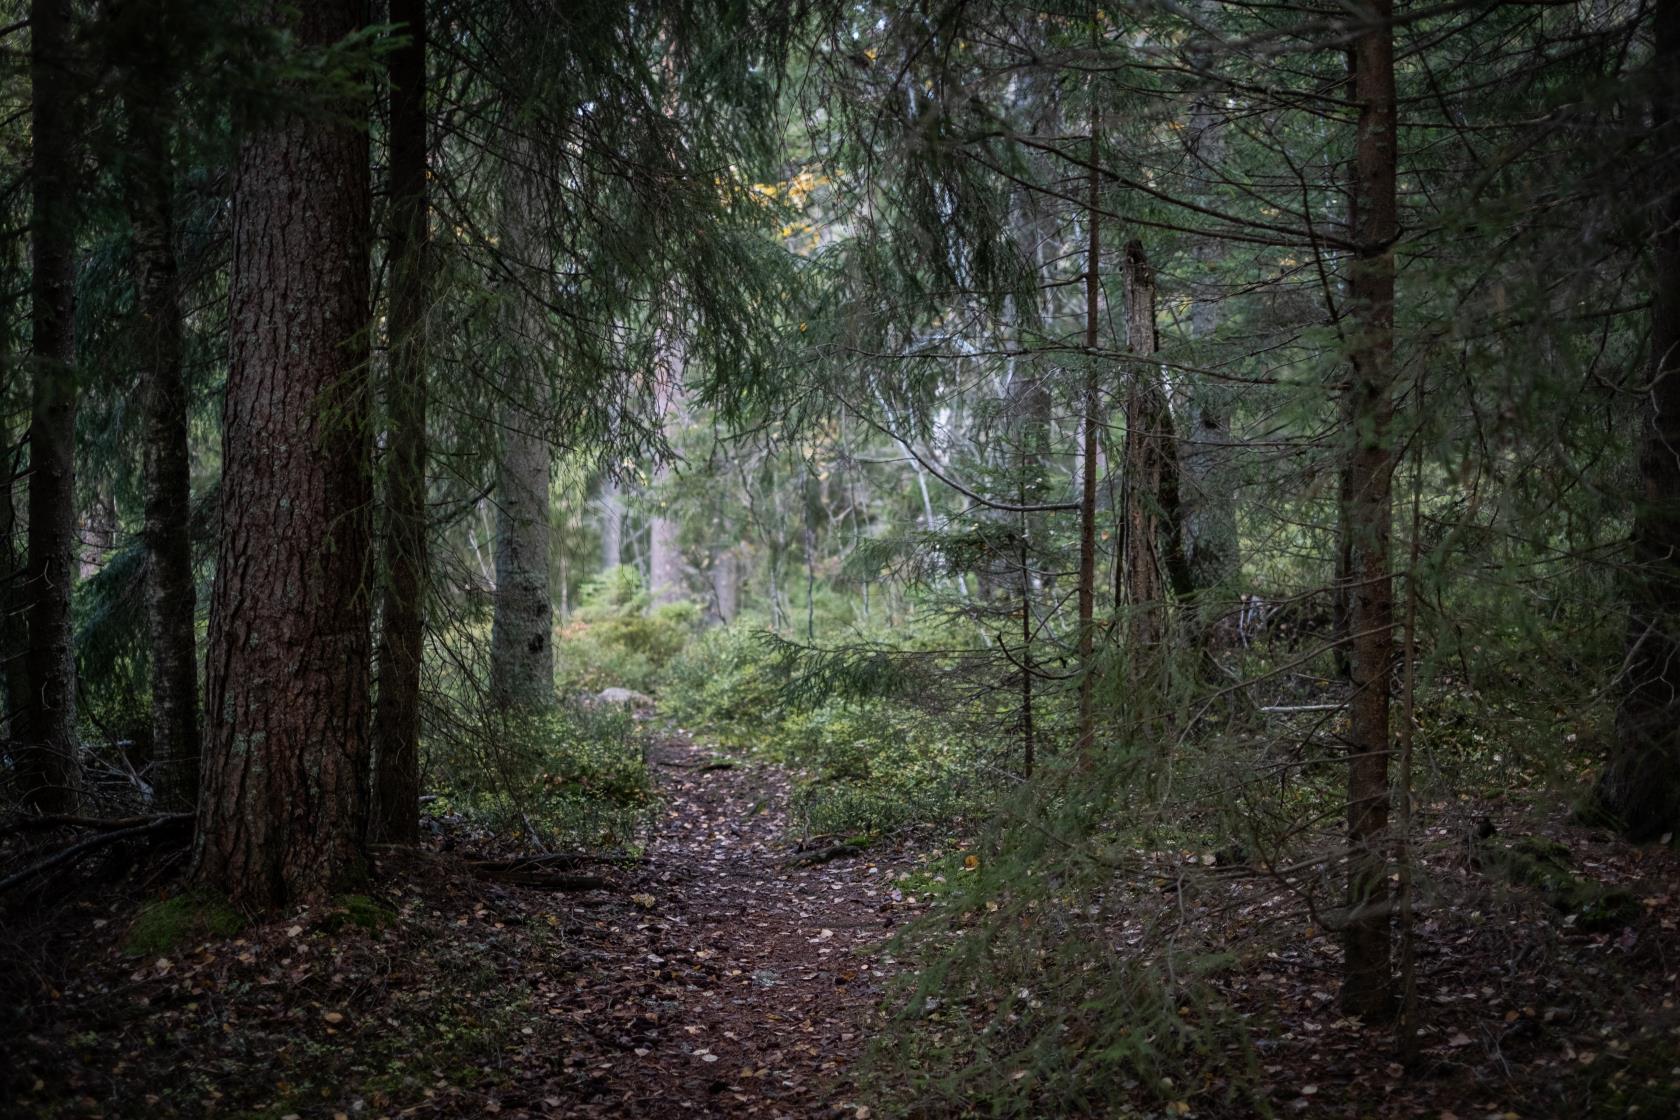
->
[488,152,554,715]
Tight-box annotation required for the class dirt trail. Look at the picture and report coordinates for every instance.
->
[539,733,910,1117]
[3,733,916,1120]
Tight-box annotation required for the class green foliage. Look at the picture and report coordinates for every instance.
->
[866,750,1261,1118]
[555,566,702,695]
[665,620,1007,836]
[427,704,656,851]
[782,699,987,837]
[324,894,397,933]
[123,893,245,956]
[661,623,789,742]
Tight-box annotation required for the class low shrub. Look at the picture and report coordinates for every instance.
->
[555,566,701,695]
[426,703,656,851]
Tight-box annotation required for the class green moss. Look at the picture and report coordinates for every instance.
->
[324,894,396,932]
[1478,835,1640,930]
[124,894,245,956]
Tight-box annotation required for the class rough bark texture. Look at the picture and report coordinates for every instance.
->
[490,396,554,712]
[121,26,200,811]
[488,156,554,714]
[17,0,82,814]
[371,0,429,844]
[1599,0,1680,842]
[194,0,373,910]
[1119,240,1190,650]
[1342,0,1398,1022]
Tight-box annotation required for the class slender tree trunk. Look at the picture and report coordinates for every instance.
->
[711,546,739,622]
[649,326,686,606]
[18,0,81,814]
[600,479,623,571]
[489,150,554,714]
[371,0,429,843]
[1075,91,1102,756]
[1341,0,1398,1021]
[1599,0,1680,842]
[195,0,374,910]
[124,60,200,810]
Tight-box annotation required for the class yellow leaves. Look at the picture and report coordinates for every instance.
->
[962,853,981,871]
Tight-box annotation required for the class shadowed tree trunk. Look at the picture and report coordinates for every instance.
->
[371,0,429,844]
[2,235,29,756]
[117,0,199,810]
[1341,0,1398,1022]
[1598,0,1680,842]
[17,0,82,814]
[1118,240,1190,652]
[488,150,554,714]
[194,0,374,910]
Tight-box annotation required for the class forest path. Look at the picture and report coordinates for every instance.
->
[546,731,907,1117]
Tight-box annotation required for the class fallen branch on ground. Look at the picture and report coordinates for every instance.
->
[786,842,868,867]
[469,865,614,891]
[466,852,644,873]
[0,814,193,893]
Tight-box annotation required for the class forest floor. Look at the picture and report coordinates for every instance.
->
[7,730,1680,1119]
[3,732,909,1119]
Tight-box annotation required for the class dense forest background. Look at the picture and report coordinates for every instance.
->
[2,0,1679,1116]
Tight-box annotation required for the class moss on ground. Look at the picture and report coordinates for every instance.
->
[1479,835,1640,931]
[324,893,397,932]
[123,894,245,956]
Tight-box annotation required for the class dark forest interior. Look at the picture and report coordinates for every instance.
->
[3,0,1680,1116]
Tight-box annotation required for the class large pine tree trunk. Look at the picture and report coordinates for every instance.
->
[488,154,553,714]
[194,0,373,910]
[17,0,82,814]
[1341,0,1398,1021]
[371,0,429,844]
[122,32,199,811]
[1599,0,1680,842]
